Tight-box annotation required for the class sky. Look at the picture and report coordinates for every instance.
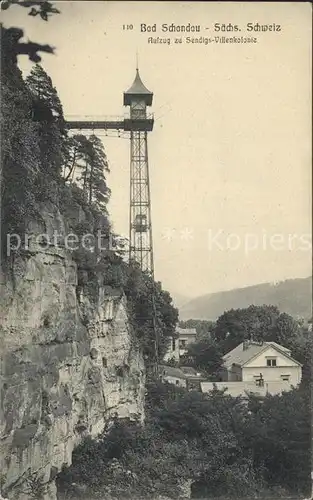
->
[2,1,312,300]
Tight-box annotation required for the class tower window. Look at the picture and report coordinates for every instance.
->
[130,99,146,119]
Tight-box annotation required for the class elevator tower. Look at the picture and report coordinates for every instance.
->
[124,69,154,276]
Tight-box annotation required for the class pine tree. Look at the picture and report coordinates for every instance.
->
[25,64,67,181]
[87,135,110,210]
[1,45,41,248]
[69,134,111,213]
[26,63,63,118]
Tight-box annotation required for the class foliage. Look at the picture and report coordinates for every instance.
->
[1,1,59,64]
[245,386,311,495]
[1,0,60,20]
[65,134,111,211]
[180,338,223,377]
[288,326,313,384]
[0,48,41,246]
[179,319,215,341]
[26,64,68,183]
[57,380,310,499]
[123,262,179,361]
[213,305,299,354]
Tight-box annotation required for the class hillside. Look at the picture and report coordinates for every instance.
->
[179,277,312,321]
[171,291,192,309]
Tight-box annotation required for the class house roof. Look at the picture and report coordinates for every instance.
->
[223,341,301,368]
[123,69,153,105]
[266,341,291,354]
[176,327,197,336]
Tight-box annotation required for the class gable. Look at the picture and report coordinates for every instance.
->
[243,345,301,368]
[223,342,265,368]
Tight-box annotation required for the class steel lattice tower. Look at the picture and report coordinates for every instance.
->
[124,69,154,276]
[66,68,155,275]
[66,69,159,372]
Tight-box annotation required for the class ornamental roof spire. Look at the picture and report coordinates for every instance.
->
[123,65,153,106]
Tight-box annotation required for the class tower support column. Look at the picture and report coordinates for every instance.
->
[129,130,154,276]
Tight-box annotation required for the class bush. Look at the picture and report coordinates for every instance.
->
[57,380,310,500]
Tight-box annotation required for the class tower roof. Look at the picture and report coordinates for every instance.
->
[123,69,153,106]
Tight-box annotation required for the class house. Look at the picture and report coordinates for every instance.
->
[160,365,206,391]
[201,340,302,398]
[164,326,197,361]
[178,327,197,355]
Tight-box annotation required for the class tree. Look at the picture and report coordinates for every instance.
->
[180,338,223,377]
[1,44,41,248]
[275,312,298,345]
[25,64,67,182]
[26,64,63,118]
[179,319,215,341]
[1,1,60,21]
[57,383,260,500]
[288,326,313,385]
[213,305,299,354]
[67,135,111,212]
[245,387,310,496]
[86,135,110,210]
[1,0,59,65]
[123,263,179,362]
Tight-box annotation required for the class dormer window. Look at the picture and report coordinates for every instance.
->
[266,357,277,367]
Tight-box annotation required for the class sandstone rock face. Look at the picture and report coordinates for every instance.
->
[0,204,145,500]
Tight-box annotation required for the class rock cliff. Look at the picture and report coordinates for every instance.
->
[0,203,145,500]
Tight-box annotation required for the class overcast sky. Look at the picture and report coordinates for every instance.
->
[3,1,312,300]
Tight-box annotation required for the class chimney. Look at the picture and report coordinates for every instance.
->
[243,341,249,351]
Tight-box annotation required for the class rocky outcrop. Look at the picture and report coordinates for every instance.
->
[0,204,145,500]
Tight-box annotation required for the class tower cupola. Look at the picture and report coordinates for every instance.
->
[123,68,153,106]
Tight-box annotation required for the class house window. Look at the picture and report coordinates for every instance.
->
[176,380,179,385]
[172,338,176,351]
[266,358,277,367]
[281,375,290,382]
[179,340,186,348]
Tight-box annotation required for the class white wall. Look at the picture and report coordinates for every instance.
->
[201,380,295,397]
[244,346,298,368]
[242,365,301,386]
[242,346,302,386]
[179,333,196,343]
[226,365,242,381]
